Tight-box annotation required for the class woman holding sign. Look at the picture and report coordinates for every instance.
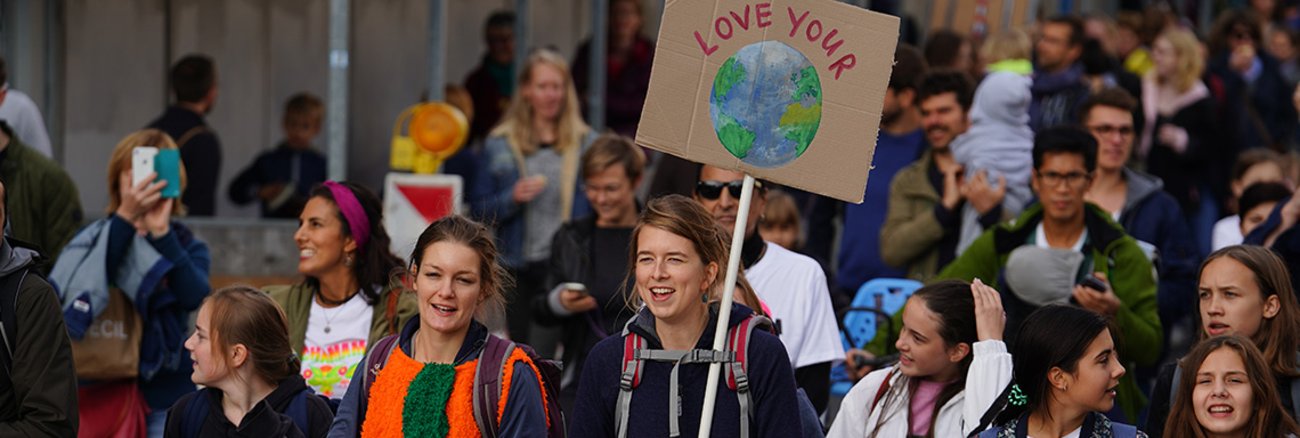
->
[50,129,212,436]
[570,195,800,438]
[472,48,596,349]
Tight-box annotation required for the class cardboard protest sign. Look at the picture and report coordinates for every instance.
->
[383,173,462,259]
[636,0,899,203]
[929,0,1031,39]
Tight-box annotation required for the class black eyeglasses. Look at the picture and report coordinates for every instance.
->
[695,180,764,200]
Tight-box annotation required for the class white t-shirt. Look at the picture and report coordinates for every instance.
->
[1213,216,1243,251]
[301,293,373,398]
[1030,428,1081,438]
[744,241,845,368]
[0,88,51,158]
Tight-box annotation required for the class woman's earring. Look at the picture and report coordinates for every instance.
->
[345,254,355,267]
[701,291,710,303]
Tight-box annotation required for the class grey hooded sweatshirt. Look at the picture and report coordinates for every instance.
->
[951,71,1036,254]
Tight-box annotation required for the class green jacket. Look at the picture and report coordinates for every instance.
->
[936,203,1161,365]
[879,150,943,281]
[867,203,1160,422]
[0,136,82,270]
[265,282,419,355]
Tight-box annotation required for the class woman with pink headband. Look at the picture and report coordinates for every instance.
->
[265,181,417,399]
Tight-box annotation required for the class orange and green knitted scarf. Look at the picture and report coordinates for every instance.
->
[359,342,550,438]
[360,346,481,438]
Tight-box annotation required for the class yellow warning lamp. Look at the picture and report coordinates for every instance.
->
[390,102,469,174]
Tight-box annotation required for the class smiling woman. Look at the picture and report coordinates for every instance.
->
[569,195,800,438]
[263,181,417,400]
[828,279,1013,438]
[325,215,555,437]
[471,48,596,351]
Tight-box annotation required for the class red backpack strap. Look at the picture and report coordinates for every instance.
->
[725,315,771,438]
[473,334,516,438]
[870,368,899,415]
[614,332,646,438]
[356,335,400,423]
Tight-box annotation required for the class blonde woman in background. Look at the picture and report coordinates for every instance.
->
[471,48,596,350]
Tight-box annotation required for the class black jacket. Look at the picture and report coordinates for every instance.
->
[147,105,222,216]
[0,238,78,437]
[163,374,333,438]
[1144,94,1221,212]
[227,143,327,218]
[531,215,637,399]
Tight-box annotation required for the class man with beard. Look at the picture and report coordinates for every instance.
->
[806,45,927,302]
[845,70,1007,381]
[877,70,1004,283]
[1030,15,1091,131]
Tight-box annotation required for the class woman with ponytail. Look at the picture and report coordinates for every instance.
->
[827,279,1012,437]
[165,286,335,437]
[980,305,1143,438]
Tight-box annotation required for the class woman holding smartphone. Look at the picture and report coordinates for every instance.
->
[51,129,212,436]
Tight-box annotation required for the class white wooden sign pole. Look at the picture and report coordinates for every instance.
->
[697,173,756,437]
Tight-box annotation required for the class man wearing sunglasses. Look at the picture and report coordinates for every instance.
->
[1081,88,1196,358]
[693,165,843,414]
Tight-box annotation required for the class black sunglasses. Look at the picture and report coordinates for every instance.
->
[695,180,764,200]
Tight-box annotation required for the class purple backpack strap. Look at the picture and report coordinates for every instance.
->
[356,335,400,421]
[473,334,516,438]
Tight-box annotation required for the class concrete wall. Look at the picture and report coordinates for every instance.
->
[57,0,664,218]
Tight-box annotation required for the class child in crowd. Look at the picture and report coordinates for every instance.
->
[758,189,802,252]
[980,305,1144,437]
[1162,335,1300,437]
[1212,149,1287,250]
[981,28,1034,75]
[1145,245,1300,436]
[827,279,1012,437]
[1239,182,1294,239]
[951,28,1036,253]
[165,286,334,437]
[228,93,328,219]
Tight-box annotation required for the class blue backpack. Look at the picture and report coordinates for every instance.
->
[182,387,313,437]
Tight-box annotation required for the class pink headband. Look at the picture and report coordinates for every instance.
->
[323,181,370,250]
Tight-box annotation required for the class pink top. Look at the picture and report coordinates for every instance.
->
[909,379,948,436]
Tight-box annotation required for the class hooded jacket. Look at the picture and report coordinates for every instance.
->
[0,237,78,437]
[50,215,211,410]
[936,203,1160,422]
[952,71,1036,253]
[570,303,801,438]
[163,374,335,438]
[1117,168,1198,324]
[0,123,82,269]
